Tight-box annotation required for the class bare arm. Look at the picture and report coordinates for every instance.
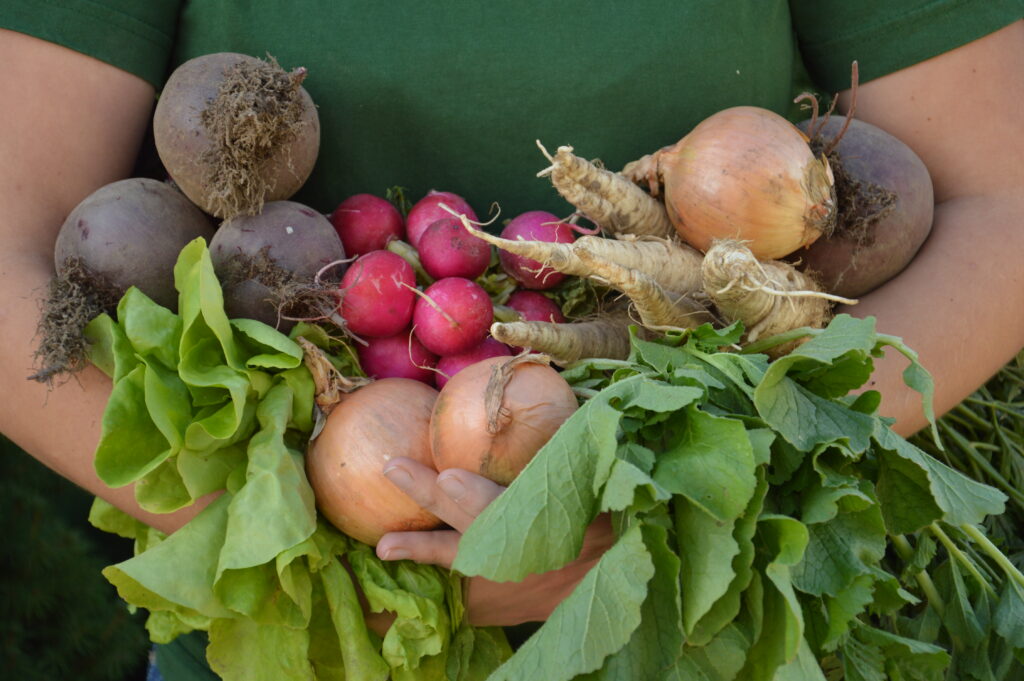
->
[0,29,208,533]
[834,20,1024,437]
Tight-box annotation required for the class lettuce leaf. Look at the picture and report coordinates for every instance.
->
[87,239,509,680]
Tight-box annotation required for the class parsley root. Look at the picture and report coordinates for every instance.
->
[459,217,703,296]
[701,239,853,354]
[490,313,634,365]
[573,247,713,331]
[536,141,675,239]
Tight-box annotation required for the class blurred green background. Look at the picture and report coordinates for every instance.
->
[1,435,150,680]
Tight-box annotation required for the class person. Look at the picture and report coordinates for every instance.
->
[1,2,1021,678]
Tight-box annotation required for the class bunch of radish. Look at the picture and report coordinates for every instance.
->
[328,189,580,389]
[305,191,601,546]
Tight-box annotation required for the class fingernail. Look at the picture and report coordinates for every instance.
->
[437,473,465,502]
[383,464,413,489]
[380,547,410,561]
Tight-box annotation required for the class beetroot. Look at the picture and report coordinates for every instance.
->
[499,211,575,290]
[154,52,320,219]
[35,178,214,381]
[412,277,493,356]
[330,193,405,257]
[791,116,934,298]
[358,330,438,385]
[209,200,345,329]
[417,217,492,280]
[339,250,416,338]
[54,178,214,309]
[405,190,477,249]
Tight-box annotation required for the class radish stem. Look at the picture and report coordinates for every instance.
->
[939,422,1024,506]
[929,523,996,596]
[961,524,1024,589]
[891,534,945,616]
[386,239,435,286]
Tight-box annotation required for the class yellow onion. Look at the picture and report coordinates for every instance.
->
[656,106,836,260]
[430,355,577,486]
[306,378,442,546]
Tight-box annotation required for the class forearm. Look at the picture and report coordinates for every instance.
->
[828,22,1024,438]
[0,252,211,534]
[0,29,209,534]
[837,192,1024,437]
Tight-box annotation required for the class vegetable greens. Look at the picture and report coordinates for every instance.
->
[85,239,510,680]
[84,239,1022,679]
[455,318,1023,679]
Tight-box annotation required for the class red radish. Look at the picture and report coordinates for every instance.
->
[406,190,477,248]
[306,377,442,546]
[340,250,416,337]
[329,193,405,257]
[506,290,566,323]
[499,211,575,289]
[430,355,578,486]
[358,330,438,385]
[418,217,492,280]
[435,337,512,389]
[413,277,493,356]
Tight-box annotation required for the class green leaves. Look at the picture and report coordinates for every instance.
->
[89,240,508,681]
[875,426,1006,531]
[89,247,1021,681]
[653,406,757,522]
[454,315,1019,680]
[485,523,655,681]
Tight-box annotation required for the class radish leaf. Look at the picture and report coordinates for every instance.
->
[485,523,653,681]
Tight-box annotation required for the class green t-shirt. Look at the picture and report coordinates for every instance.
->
[4,0,1020,219]
[2,2,1020,680]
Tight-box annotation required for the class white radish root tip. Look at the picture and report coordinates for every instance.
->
[438,201,501,229]
[314,256,356,286]
[408,325,445,378]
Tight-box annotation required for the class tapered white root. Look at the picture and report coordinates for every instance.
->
[458,215,704,295]
[702,239,848,355]
[573,247,714,331]
[536,141,675,239]
[490,313,633,365]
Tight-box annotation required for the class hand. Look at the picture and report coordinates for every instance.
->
[376,457,614,627]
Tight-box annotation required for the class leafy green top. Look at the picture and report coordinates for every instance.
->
[85,239,509,681]
[453,317,1020,681]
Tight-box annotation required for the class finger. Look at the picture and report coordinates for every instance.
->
[381,457,461,524]
[382,458,505,533]
[376,529,461,569]
[433,469,505,532]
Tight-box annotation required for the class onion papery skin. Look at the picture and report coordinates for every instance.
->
[660,106,836,260]
[430,357,578,486]
[306,378,441,546]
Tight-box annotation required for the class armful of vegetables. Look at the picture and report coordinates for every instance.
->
[59,45,1018,681]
